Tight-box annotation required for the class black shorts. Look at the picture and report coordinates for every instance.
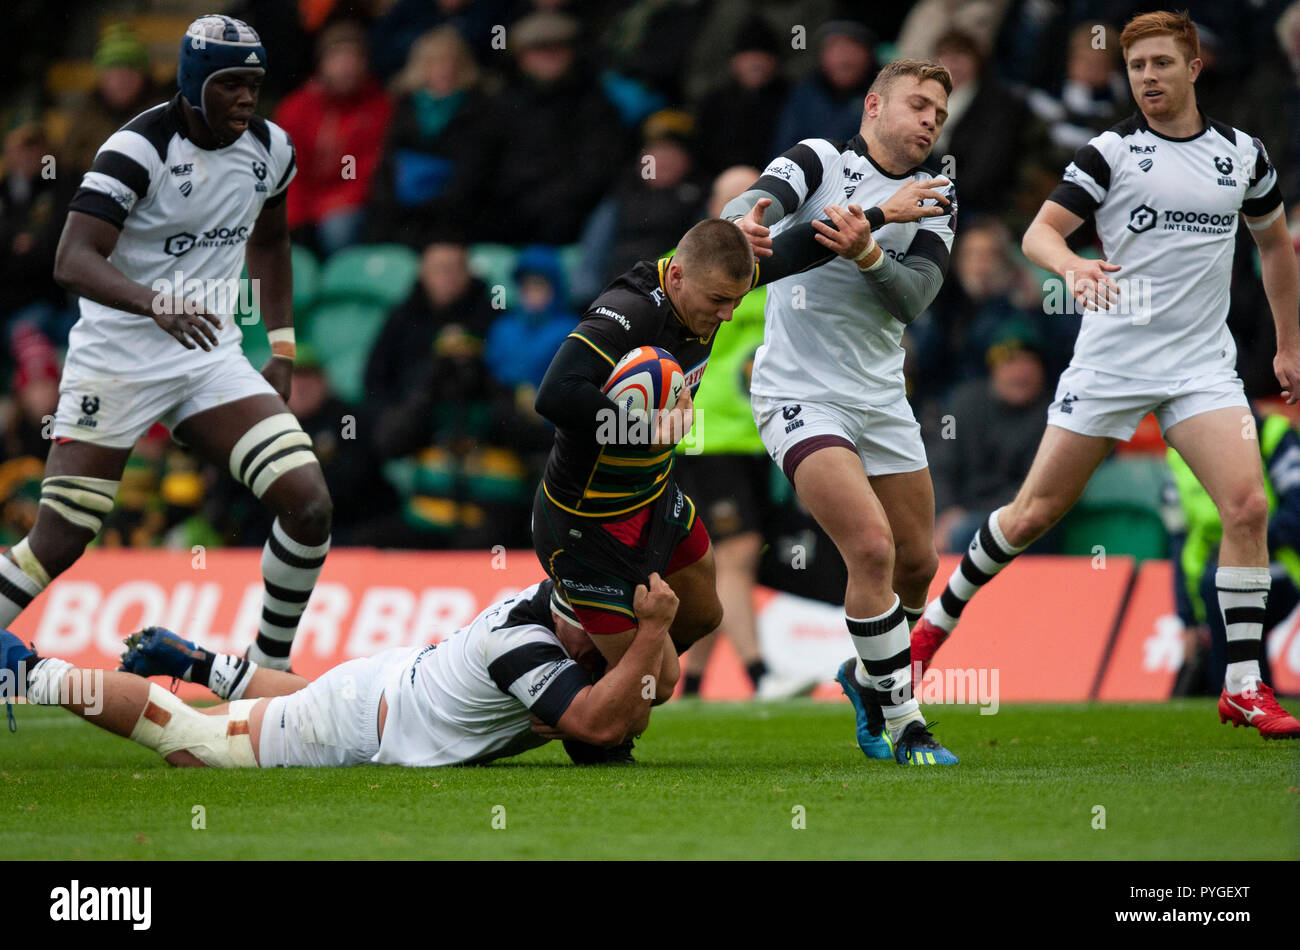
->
[674,453,774,543]
[532,480,709,635]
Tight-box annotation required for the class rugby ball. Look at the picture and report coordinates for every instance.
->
[603,346,685,419]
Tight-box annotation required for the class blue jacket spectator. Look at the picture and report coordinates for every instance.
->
[486,246,578,390]
[771,21,877,152]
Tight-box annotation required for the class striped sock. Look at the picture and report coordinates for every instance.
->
[924,507,1027,633]
[1216,566,1269,694]
[251,519,329,670]
[902,603,924,631]
[848,596,921,737]
[0,541,49,627]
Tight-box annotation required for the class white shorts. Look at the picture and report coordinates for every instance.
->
[753,392,927,482]
[257,649,407,768]
[53,348,277,449]
[1047,366,1249,441]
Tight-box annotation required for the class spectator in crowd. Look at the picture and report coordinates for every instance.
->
[692,22,789,180]
[1025,22,1127,169]
[480,11,629,245]
[61,25,161,175]
[602,0,711,108]
[895,0,1011,62]
[369,0,511,82]
[931,30,1034,222]
[0,122,78,345]
[1,323,59,462]
[926,320,1051,555]
[275,21,394,257]
[770,20,877,152]
[1168,408,1300,694]
[367,26,495,246]
[485,245,577,392]
[286,345,400,541]
[573,109,704,303]
[907,217,1060,414]
[363,242,496,412]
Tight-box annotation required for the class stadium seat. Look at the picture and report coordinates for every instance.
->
[239,317,272,369]
[291,244,320,317]
[304,299,389,403]
[1059,456,1172,561]
[467,243,518,303]
[318,244,419,307]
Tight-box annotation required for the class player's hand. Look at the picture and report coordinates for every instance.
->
[1065,257,1123,311]
[1274,347,1300,405]
[735,198,773,258]
[634,572,679,632]
[812,204,873,259]
[879,178,952,224]
[151,300,223,351]
[528,713,569,740]
[651,387,693,450]
[261,357,293,403]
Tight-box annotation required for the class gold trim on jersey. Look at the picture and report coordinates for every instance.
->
[543,480,669,519]
[568,332,616,366]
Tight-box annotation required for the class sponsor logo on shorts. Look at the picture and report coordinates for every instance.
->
[782,405,802,421]
[1059,393,1077,415]
[562,579,624,597]
[785,419,804,433]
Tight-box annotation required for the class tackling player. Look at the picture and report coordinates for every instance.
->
[726,60,960,764]
[911,11,1300,739]
[0,575,679,767]
[0,17,330,674]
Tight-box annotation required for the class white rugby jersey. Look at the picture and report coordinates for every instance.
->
[1049,112,1282,381]
[750,135,956,407]
[374,581,592,767]
[64,94,296,380]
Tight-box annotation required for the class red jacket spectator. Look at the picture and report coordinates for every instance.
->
[274,22,393,251]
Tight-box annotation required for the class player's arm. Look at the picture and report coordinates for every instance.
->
[53,211,221,350]
[550,574,677,746]
[1025,142,1123,310]
[534,334,621,434]
[722,141,833,257]
[1245,207,1300,403]
[246,195,294,401]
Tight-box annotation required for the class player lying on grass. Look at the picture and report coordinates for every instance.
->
[0,576,678,767]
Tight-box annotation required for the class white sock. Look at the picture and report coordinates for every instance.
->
[1216,566,1269,694]
[847,596,920,732]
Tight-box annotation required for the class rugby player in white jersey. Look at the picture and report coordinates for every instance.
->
[0,575,678,767]
[0,16,330,674]
[911,11,1300,739]
[724,60,960,764]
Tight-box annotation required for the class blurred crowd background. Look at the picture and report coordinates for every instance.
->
[0,1,1298,688]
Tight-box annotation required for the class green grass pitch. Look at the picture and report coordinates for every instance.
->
[3,699,1297,860]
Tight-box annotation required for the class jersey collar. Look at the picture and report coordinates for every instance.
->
[1134,108,1211,143]
[848,133,914,180]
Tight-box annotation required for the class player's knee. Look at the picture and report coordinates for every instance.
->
[896,545,939,592]
[840,530,895,580]
[277,487,333,541]
[1221,488,1268,538]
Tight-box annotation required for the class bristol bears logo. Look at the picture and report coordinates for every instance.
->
[164,232,197,256]
[1127,204,1157,234]
[77,395,100,429]
[1213,156,1233,176]
[251,161,267,181]
[782,405,802,420]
